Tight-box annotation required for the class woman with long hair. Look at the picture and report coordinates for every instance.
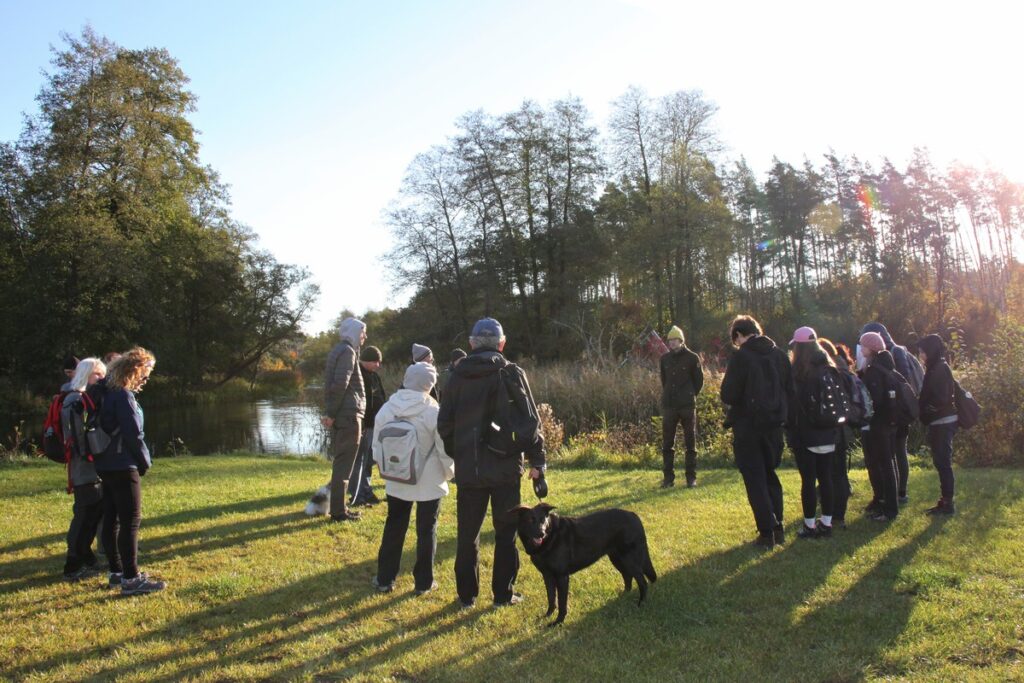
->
[787,327,838,539]
[818,339,854,529]
[96,347,165,595]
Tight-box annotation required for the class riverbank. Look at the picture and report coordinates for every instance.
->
[2,454,1022,680]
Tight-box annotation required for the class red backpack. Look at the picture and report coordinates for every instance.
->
[42,392,70,464]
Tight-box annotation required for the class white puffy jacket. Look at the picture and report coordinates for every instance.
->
[372,389,455,502]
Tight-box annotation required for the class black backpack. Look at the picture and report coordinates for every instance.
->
[808,367,851,429]
[953,380,981,429]
[880,366,919,428]
[484,363,542,457]
[744,352,787,429]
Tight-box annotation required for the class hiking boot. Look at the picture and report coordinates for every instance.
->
[415,581,439,596]
[925,499,955,515]
[458,598,475,610]
[331,510,361,522]
[796,523,818,539]
[121,573,165,596]
[365,491,382,505]
[832,518,847,530]
[753,533,775,549]
[898,495,909,506]
[371,576,394,593]
[772,524,786,545]
[108,572,123,587]
[64,565,100,582]
[660,479,675,489]
[815,521,833,538]
[863,500,881,515]
[869,513,894,523]
[494,592,524,607]
[686,478,697,489]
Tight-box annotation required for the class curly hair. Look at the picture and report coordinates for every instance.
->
[107,347,156,392]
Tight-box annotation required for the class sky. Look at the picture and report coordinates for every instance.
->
[2,0,1022,333]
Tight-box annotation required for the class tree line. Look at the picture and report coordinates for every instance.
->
[378,86,1024,362]
[0,29,317,395]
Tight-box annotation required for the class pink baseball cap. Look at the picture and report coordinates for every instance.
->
[790,326,817,344]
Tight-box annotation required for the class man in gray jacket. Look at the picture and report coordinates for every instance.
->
[322,317,367,522]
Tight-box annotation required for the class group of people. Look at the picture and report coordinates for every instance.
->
[662,314,960,549]
[57,347,166,595]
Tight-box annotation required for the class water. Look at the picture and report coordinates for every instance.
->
[4,398,330,458]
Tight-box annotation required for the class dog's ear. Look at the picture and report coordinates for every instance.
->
[507,504,533,516]
[537,502,557,515]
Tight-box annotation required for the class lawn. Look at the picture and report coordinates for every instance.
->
[1,454,1023,682]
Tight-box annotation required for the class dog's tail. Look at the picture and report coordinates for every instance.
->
[644,551,657,583]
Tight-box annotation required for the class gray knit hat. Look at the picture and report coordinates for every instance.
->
[411,343,433,363]
[404,362,437,393]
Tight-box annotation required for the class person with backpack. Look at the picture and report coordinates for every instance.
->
[720,315,794,549]
[819,340,863,529]
[787,328,849,539]
[96,347,165,595]
[60,357,107,580]
[858,332,900,523]
[370,362,455,594]
[860,322,923,504]
[917,334,958,515]
[659,325,704,489]
[348,345,388,507]
[322,317,367,522]
[438,318,545,608]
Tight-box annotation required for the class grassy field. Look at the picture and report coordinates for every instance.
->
[1,455,1023,682]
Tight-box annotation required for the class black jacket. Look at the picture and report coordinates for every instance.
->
[437,349,545,488]
[720,335,794,433]
[660,346,704,410]
[918,335,956,425]
[788,350,839,449]
[860,351,896,429]
[360,365,388,429]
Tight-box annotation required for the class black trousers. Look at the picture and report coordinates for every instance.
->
[732,427,784,535]
[831,428,851,521]
[100,469,142,578]
[864,426,898,519]
[376,496,441,590]
[455,482,521,604]
[892,423,910,498]
[794,446,834,520]
[926,422,957,500]
[64,481,103,573]
[662,407,697,482]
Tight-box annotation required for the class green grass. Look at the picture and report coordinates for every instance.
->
[2,455,1024,682]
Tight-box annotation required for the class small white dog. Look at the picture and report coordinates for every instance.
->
[304,484,331,516]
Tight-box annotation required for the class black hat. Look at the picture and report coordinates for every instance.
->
[362,346,382,362]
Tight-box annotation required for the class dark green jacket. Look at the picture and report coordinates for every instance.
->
[660,346,704,410]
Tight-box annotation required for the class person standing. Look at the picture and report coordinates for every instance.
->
[96,347,165,595]
[720,315,793,549]
[819,339,856,529]
[410,344,439,402]
[371,362,455,594]
[659,325,704,488]
[438,349,467,403]
[322,317,367,522]
[858,332,900,523]
[438,318,545,608]
[348,345,388,507]
[917,334,958,515]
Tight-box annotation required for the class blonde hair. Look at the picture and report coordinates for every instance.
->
[107,347,156,392]
[68,358,107,393]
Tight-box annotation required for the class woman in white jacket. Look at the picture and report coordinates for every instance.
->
[371,362,455,594]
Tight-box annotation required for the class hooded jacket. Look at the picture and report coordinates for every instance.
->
[437,348,545,487]
[788,348,839,449]
[660,345,704,410]
[720,335,794,432]
[860,322,918,386]
[918,334,957,425]
[372,389,455,502]
[324,318,366,420]
[96,385,151,473]
[860,350,896,429]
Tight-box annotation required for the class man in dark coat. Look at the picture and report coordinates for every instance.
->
[437,318,545,609]
[659,325,704,488]
[348,345,388,507]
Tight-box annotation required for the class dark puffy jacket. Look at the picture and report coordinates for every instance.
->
[324,340,365,420]
[96,386,151,473]
[860,350,896,429]
[918,334,956,425]
[660,346,704,410]
[437,349,545,488]
[788,350,839,449]
[360,366,388,429]
[720,335,794,433]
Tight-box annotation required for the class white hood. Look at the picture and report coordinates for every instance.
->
[338,317,366,348]
[387,388,436,419]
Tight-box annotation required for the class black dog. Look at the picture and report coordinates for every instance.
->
[511,502,657,626]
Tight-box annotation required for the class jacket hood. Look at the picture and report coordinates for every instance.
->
[454,349,505,380]
[870,349,895,371]
[339,317,366,347]
[918,334,946,367]
[386,388,436,418]
[742,335,778,356]
[860,322,895,348]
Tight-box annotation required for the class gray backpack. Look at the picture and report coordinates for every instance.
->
[375,419,429,485]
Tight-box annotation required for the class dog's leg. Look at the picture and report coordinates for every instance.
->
[543,571,557,618]
[608,553,633,592]
[635,572,648,606]
[550,574,569,626]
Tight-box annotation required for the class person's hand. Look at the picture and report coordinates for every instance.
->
[321,416,334,429]
[528,467,542,480]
